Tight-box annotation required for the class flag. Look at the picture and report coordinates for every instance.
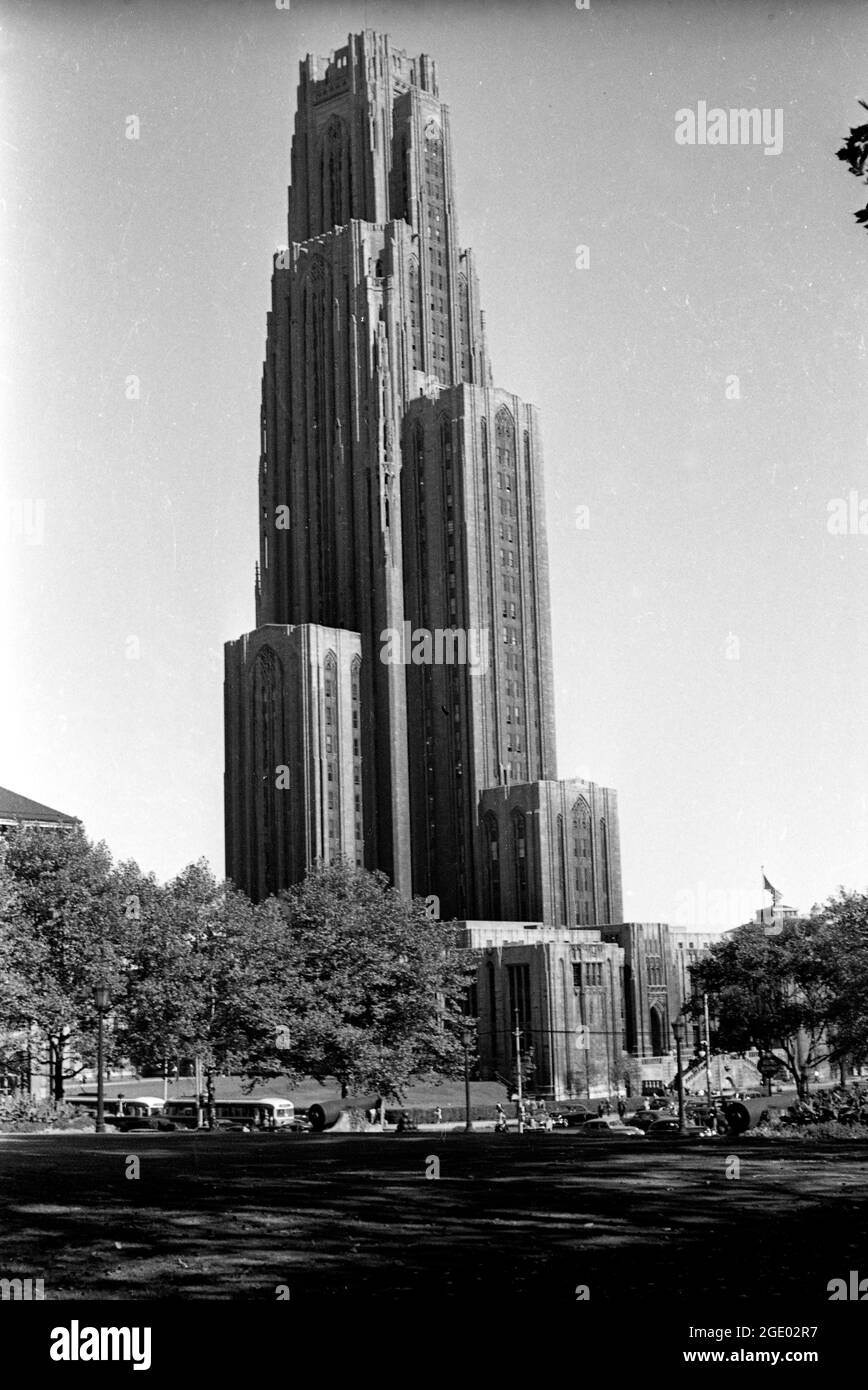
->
[762,873,782,906]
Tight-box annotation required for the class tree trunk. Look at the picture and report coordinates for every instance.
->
[205,1068,216,1129]
[53,1033,65,1102]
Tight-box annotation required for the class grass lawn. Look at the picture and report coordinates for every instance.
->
[1,1130,866,1303]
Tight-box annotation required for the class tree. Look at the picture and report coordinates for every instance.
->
[265,861,476,1099]
[118,861,298,1120]
[689,918,842,1098]
[0,826,126,1099]
[0,841,35,1088]
[807,889,868,1068]
[836,100,868,232]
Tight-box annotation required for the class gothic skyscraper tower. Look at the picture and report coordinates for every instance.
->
[225,31,622,929]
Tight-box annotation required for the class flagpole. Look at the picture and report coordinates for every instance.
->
[761,864,767,926]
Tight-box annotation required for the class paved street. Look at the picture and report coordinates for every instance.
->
[1,1131,866,1301]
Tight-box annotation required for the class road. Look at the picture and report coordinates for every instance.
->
[0,1130,866,1301]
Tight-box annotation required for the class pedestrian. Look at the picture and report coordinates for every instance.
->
[617,1098,626,1119]
[433,1106,443,1127]
[495,1102,508,1134]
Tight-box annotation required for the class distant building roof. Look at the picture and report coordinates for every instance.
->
[0,787,78,830]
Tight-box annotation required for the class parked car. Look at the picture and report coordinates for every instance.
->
[645,1117,709,1139]
[551,1108,594,1128]
[575,1118,647,1138]
[625,1110,666,1132]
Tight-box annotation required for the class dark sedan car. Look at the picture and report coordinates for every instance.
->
[645,1117,709,1139]
[575,1118,647,1138]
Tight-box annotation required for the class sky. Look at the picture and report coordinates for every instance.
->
[2,0,867,926]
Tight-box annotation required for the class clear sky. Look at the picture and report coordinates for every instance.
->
[3,0,867,926]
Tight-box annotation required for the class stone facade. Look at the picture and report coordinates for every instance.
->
[223,30,616,916]
[400,387,557,920]
[478,779,623,927]
[603,922,733,1090]
[220,31,750,1100]
[224,624,362,902]
[454,920,736,1102]
[458,922,627,1101]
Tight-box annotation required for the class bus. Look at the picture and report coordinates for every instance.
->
[108,1097,165,1131]
[66,1095,166,1130]
[161,1097,300,1131]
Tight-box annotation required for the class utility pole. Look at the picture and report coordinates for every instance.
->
[672,1019,687,1134]
[515,1010,524,1134]
[703,993,714,1101]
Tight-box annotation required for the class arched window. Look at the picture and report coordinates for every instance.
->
[649,1005,664,1057]
[571,796,593,925]
[321,115,350,230]
[351,655,362,864]
[557,813,567,925]
[495,408,526,777]
[323,652,338,854]
[457,272,470,380]
[408,256,422,371]
[441,414,457,622]
[303,257,331,613]
[423,121,448,378]
[484,812,500,917]
[252,645,284,894]
[495,406,515,463]
[512,809,528,918]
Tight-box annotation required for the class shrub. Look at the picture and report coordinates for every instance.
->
[750,1119,868,1141]
[0,1095,86,1131]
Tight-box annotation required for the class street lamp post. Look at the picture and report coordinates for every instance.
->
[672,1017,687,1134]
[515,1011,524,1134]
[703,993,714,1102]
[462,1028,474,1133]
[93,982,110,1135]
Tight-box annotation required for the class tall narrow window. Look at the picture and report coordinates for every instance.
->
[484,812,501,917]
[572,796,592,925]
[507,963,531,1033]
[512,809,528,918]
[324,652,338,855]
[599,817,611,922]
[351,655,362,863]
[252,645,284,896]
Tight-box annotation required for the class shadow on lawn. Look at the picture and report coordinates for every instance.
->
[0,1133,866,1300]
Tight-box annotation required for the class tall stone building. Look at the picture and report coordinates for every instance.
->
[224,31,623,944]
[224,625,362,904]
